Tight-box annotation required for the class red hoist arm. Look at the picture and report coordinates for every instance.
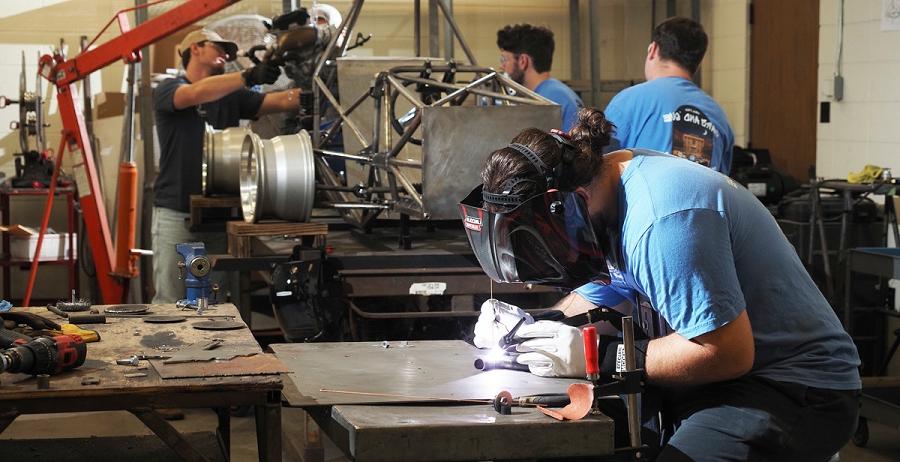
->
[23,0,240,306]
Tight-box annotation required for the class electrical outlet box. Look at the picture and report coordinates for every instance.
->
[833,75,844,101]
[823,78,834,98]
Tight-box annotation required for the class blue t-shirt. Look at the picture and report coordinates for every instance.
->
[605,77,734,175]
[577,150,860,390]
[535,78,582,131]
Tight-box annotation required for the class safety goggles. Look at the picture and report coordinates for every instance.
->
[459,185,611,288]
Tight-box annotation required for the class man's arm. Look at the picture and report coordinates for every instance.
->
[553,291,631,318]
[645,308,754,386]
[172,72,245,110]
[257,88,301,116]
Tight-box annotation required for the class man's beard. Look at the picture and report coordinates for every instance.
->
[508,63,524,85]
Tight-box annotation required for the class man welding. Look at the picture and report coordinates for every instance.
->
[460,108,860,461]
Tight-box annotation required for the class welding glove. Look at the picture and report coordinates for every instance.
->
[516,321,649,379]
[242,63,281,87]
[514,321,587,378]
[472,298,534,349]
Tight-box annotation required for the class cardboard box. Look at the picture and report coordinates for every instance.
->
[4,225,77,262]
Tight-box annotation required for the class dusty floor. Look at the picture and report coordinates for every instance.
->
[0,407,897,461]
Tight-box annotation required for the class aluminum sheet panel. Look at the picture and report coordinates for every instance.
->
[272,340,587,407]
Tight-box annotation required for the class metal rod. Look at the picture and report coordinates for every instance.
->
[434,0,477,65]
[589,0,601,107]
[322,202,390,210]
[315,76,369,147]
[622,316,641,450]
[386,75,426,108]
[314,149,370,161]
[320,388,493,405]
[390,165,423,208]
[414,0,421,56]
[385,114,421,159]
[428,0,439,57]
[431,72,497,107]
[569,0,581,81]
[495,73,555,104]
[397,75,545,105]
[388,158,422,169]
[441,0,453,60]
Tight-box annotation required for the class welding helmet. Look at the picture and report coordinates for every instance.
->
[459,131,611,288]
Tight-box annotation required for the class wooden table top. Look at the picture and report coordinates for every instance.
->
[0,303,281,402]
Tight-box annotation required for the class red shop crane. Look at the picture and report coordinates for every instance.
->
[23,0,240,306]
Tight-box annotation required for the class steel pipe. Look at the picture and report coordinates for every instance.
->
[240,130,316,223]
[203,125,250,196]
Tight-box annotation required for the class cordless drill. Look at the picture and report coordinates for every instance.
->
[0,334,87,375]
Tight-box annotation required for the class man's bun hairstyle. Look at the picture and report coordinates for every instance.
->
[481,109,614,210]
[652,17,708,75]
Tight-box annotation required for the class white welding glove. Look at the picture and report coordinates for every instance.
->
[472,298,535,349]
[515,321,588,378]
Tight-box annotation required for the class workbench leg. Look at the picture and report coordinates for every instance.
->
[302,410,325,462]
[129,408,209,462]
[239,270,252,329]
[0,410,19,435]
[255,391,282,462]
[215,406,231,461]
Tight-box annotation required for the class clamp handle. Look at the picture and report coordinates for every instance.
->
[582,326,599,379]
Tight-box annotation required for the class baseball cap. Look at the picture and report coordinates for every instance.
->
[178,29,238,62]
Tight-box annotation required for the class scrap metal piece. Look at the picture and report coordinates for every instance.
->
[56,300,90,312]
[537,383,594,421]
[144,315,187,323]
[105,304,149,315]
[81,376,100,385]
[151,354,288,379]
[162,342,255,364]
[116,356,139,366]
[124,372,148,378]
[192,320,246,331]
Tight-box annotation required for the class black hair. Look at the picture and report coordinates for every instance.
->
[481,108,614,211]
[652,17,708,75]
[496,24,555,73]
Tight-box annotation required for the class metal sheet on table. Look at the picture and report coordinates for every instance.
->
[271,341,588,407]
[149,354,289,379]
[332,404,615,462]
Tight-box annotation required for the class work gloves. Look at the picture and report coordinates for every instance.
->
[514,320,649,379]
[472,298,534,349]
[242,63,281,87]
[515,321,587,378]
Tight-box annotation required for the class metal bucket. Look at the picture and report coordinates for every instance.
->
[240,130,316,223]
[202,125,250,196]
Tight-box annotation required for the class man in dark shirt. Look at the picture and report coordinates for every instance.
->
[152,29,300,303]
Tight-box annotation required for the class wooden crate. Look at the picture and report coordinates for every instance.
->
[189,195,241,230]
[226,221,328,257]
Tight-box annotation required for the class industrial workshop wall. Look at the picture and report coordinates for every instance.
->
[817,0,900,375]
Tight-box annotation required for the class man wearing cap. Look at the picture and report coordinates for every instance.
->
[151,29,300,303]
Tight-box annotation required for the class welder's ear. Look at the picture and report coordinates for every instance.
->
[574,186,591,203]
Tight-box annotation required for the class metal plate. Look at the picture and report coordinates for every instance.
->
[105,304,149,315]
[192,320,246,330]
[144,315,187,323]
[421,105,560,220]
[331,405,614,462]
[271,341,587,407]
